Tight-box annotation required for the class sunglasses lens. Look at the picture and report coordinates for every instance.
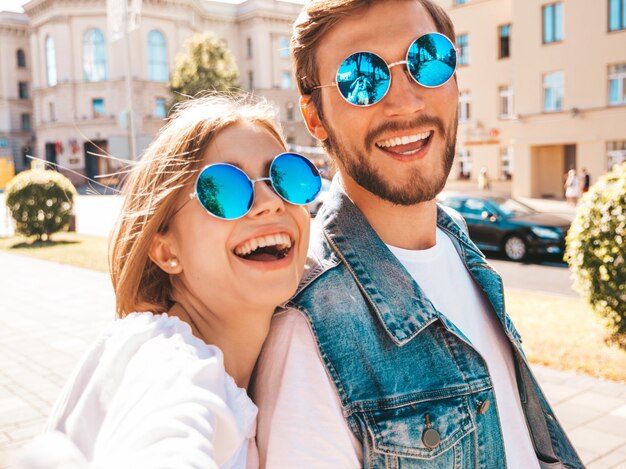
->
[336,52,390,106]
[407,33,456,87]
[196,164,253,219]
[271,153,322,205]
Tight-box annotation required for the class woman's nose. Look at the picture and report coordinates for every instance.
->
[248,180,285,218]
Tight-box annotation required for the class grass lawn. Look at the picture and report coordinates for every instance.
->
[506,290,626,383]
[0,232,109,272]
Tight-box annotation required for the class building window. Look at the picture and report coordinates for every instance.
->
[499,85,514,118]
[246,37,253,58]
[458,90,470,122]
[248,71,254,90]
[543,3,563,44]
[609,63,626,105]
[18,81,28,99]
[457,34,469,65]
[17,49,26,68]
[499,24,511,58]
[49,102,56,121]
[286,102,295,121]
[458,148,472,179]
[21,113,31,132]
[92,98,106,117]
[500,146,513,179]
[148,30,168,82]
[609,0,626,31]
[607,140,626,170]
[83,28,108,82]
[279,36,290,58]
[45,36,57,86]
[281,71,292,90]
[543,71,563,111]
[155,97,167,118]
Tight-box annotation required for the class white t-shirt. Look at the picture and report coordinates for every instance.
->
[253,228,539,469]
[20,313,258,469]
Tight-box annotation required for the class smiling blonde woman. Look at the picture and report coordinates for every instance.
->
[19,94,319,469]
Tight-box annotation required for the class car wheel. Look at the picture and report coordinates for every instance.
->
[503,235,527,261]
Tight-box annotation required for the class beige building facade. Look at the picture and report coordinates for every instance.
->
[435,0,626,198]
[0,11,34,179]
[1,0,311,186]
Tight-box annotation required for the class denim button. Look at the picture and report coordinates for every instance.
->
[478,398,491,415]
[422,428,441,448]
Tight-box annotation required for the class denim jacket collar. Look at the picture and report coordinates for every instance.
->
[316,180,486,346]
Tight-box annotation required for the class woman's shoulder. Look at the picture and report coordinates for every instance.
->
[102,312,222,362]
[26,313,257,469]
[48,313,255,429]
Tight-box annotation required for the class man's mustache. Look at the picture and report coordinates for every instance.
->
[365,115,447,150]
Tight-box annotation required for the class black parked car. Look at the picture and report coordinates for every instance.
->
[438,193,571,261]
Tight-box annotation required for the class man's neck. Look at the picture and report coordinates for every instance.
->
[339,173,438,250]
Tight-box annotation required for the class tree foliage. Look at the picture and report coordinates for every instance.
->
[565,163,626,345]
[169,33,239,108]
[6,169,77,241]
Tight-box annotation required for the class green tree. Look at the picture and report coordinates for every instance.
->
[169,33,239,107]
[565,163,626,346]
[6,169,77,241]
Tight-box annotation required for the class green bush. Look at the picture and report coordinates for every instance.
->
[565,163,626,344]
[5,169,77,241]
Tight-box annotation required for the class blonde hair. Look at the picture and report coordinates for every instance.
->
[109,94,286,317]
[292,0,456,120]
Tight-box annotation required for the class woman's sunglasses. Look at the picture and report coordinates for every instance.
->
[313,33,457,107]
[190,152,322,220]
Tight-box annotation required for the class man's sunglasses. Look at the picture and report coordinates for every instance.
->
[189,152,321,220]
[313,33,457,107]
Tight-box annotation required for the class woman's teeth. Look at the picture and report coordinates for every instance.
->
[376,131,431,149]
[234,233,292,257]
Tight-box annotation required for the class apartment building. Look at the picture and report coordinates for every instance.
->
[436,0,626,198]
[0,10,34,180]
[1,0,311,186]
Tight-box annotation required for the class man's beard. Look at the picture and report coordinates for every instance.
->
[323,114,457,205]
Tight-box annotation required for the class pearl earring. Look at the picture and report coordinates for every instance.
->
[168,258,179,269]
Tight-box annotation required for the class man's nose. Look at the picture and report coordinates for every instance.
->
[381,65,426,117]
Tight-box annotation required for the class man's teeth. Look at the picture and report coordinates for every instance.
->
[234,233,292,256]
[376,131,431,149]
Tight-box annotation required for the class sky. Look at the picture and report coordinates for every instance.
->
[1,0,304,13]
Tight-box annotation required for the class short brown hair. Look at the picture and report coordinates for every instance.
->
[292,0,456,118]
[109,94,286,317]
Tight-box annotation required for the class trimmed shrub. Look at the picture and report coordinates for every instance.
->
[565,163,626,345]
[5,169,77,241]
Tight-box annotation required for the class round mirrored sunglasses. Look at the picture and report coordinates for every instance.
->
[313,32,457,107]
[191,152,322,220]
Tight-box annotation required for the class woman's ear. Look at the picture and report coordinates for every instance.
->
[300,95,328,141]
[148,232,182,274]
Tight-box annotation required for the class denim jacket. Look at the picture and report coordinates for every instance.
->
[286,182,583,468]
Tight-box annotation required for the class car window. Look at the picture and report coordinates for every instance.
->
[463,198,487,216]
[440,197,463,210]
[495,198,535,216]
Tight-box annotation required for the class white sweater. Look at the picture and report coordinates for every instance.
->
[20,313,258,469]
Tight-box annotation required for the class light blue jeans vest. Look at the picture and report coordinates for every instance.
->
[286,183,583,468]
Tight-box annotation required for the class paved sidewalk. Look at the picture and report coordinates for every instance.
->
[1,252,625,468]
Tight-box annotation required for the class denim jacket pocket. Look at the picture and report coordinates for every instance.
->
[363,393,476,461]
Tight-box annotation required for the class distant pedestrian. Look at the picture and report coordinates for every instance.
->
[478,166,491,191]
[581,168,591,193]
[564,169,580,204]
